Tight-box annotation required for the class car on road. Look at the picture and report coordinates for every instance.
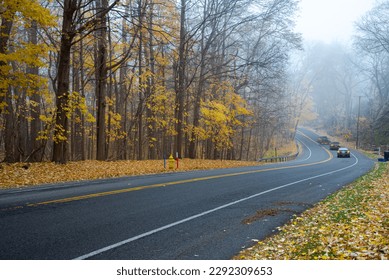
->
[317,136,330,145]
[337,147,351,158]
[330,141,341,150]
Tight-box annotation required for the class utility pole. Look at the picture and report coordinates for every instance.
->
[356,95,362,149]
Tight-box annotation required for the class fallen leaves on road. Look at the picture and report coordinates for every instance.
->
[0,159,262,189]
[234,163,389,260]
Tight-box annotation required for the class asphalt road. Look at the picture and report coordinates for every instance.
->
[0,128,374,260]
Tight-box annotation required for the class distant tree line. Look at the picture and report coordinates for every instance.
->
[289,1,389,148]
[354,0,389,146]
[0,0,301,163]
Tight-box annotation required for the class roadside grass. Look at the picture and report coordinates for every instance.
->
[234,162,389,260]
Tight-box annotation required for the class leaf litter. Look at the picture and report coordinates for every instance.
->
[234,162,389,260]
[0,159,262,189]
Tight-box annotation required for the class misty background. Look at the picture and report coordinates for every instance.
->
[293,0,389,151]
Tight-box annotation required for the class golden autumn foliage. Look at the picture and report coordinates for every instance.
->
[1,0,56,27]
[0,0,55,84]
[199,81,253,149]
[234,162,389,260]
[1,0,301,164]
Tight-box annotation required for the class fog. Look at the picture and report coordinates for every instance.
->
[291,0,389,149]
[296,0,375,44]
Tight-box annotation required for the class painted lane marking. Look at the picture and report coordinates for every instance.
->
[29,157,332,207]
[27,132,331,207]
[74,154,358,260]
[294,136,312,162]
[1,131,329,211]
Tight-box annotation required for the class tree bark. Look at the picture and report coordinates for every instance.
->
[0,8,16,162]
[137,0,144,160]
[95,0,109,161]
[175,0,186,158]
[147,1,156,159]
[52,0,77,163]
[27,21,44,162]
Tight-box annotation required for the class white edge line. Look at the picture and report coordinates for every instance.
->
[74,153,359,260]
[295,136,312,162]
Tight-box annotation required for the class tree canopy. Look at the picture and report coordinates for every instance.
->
[0,0,302,163]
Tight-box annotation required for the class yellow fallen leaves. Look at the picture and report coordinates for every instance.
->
[0,159,262,189]
[234,163,389,260]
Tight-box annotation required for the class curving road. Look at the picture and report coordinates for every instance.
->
[0,128,374,259]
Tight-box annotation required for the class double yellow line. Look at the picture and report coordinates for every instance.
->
[28,164,318,207]
[27,132,332,207]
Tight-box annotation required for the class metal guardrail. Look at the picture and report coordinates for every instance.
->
[257,152,299,163]
[257,142,300,163]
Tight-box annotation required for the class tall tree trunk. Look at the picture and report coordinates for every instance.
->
[27,21,44,162]
[95,0,108,161]
[4,86,18,163]
[1,7,16,162]
[0,7,15,115]
[79,40,87,160]
[52,0,77,163]
[147,1,156,159]
[137,0,145,160]
[18,88,28,161]
[175,0,186,158]
[117,4,129,160]
[72,43,85,161]
[189,8,207,159]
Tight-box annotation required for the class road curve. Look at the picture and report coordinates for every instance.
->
[0,128,374,259]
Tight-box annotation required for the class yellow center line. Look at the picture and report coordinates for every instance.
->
[28,135,333,207]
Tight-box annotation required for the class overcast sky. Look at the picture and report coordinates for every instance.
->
[295,0,376,44]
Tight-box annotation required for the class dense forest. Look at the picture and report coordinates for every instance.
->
[0,0,303,163]
[2,0,388,165]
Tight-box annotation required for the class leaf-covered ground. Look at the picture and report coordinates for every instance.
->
[0,159,263,189]
[234,162,389,260]
[0,142,297,189]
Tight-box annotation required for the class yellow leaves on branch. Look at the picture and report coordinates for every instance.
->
[1,0,56,27]
[0,0,55,69]
[146,86,176,135]
[53,124,67,143]
[0,0,55,115]
[66,91,95,121]
[35,91,95,143]
[235,163,389,260]
[0,43,49,68]
[107,111,126,141]
[199,81,253,149]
